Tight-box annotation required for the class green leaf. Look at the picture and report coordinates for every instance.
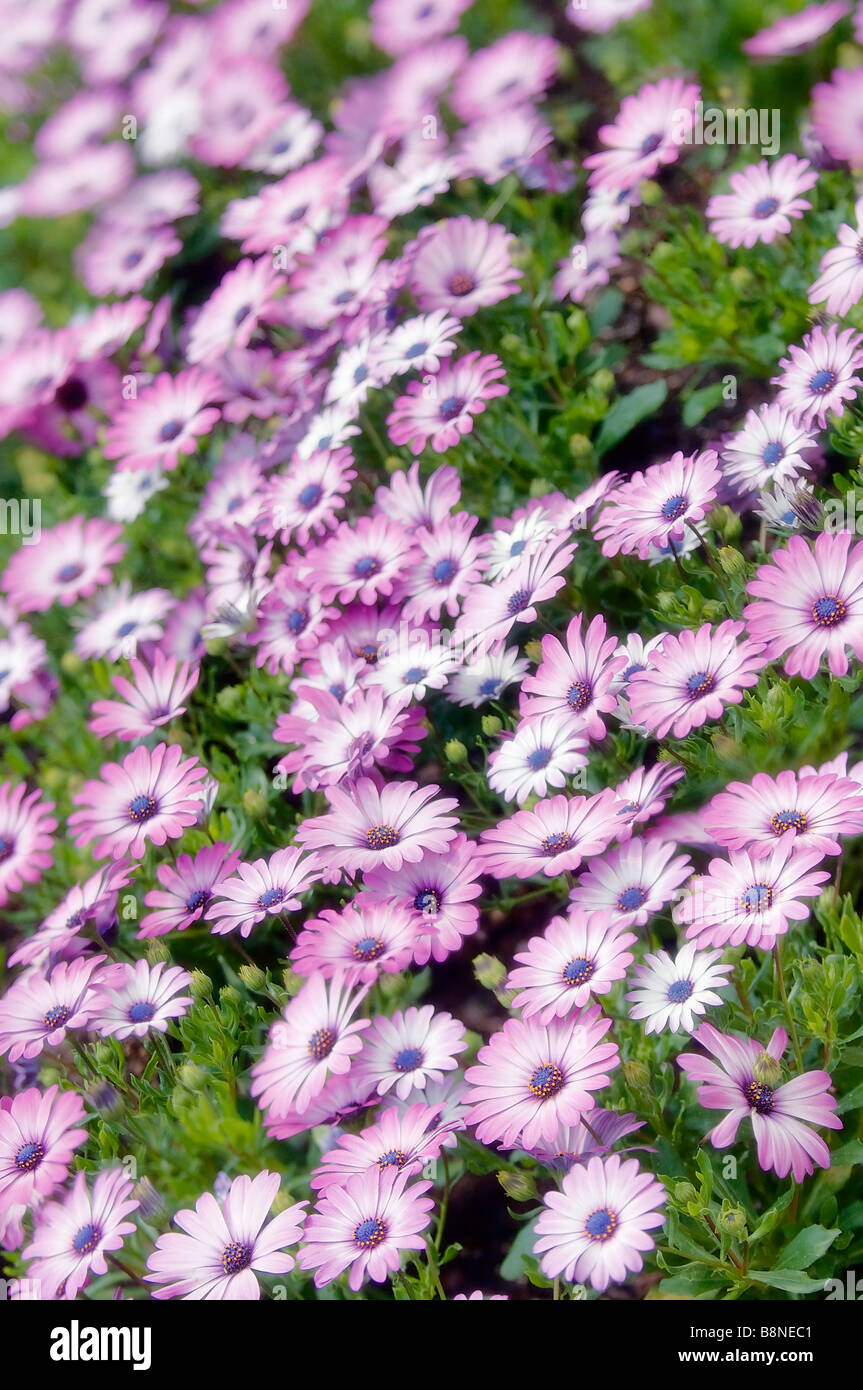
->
[774,1225,840,1271]
[594,380,667,456]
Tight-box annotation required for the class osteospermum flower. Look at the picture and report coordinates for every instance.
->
[534,1155,666,1292]
[584,76,700,192]
[104,369,222,473]
[208,847,323,939]
[520,613,627,739]
[146,1171,307,1300]
[626,943,732,1035]
[675,834,831,949]
[706,155,817,248]
[139,843,242,939]
[704,769,863,859]
[627,620,767,740]
[1,516,124,615]
[358,833,483,966]
[250,973,371,1119]
[479,789,621,880]
[69,743,208,860]
[721,403,817,495]
[508,910,636,1024]
[0,1086,88,1214]
[487,713,589,805]
[355,1005,467,1101]
[94,960,193,1040]
[744,530,863,678]
[23,1166,139,1301]
[772,324,863,429]
[0,955,116,1063]
[387,351,508,455]
[295,778,460,883]
[291,900,418,984]
[298,1166,434,1291]
[809,196,863,317]
[593,451,721,560]
[310,1102,460,1195]
[0,782,56,907]
[570,837,693,930]
[678,1023,841,1182]
[88,650,199,741]
[405,216,522,317]
[465,1006,619,1149]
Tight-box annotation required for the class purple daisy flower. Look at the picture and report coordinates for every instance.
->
[310,1101,460,1195]
[627,620,767,740]
[479,789,622,880]
[626,942,733,1035]
[744,530,863,678]
[704,769,863,859]
[355,1005,467,1102]
[139,843,242,939]
[298,1165,434,1291]
[94,960,193,1040]
[0,1086,88,1214]
[520,613,628,739]
[772,324,863,428]
[508,909,637,1024]
[294,777,460,883]
[69,743,208,860]
[23,1166,139,1301]
[250,972,371,1119]
[208,847,323,939]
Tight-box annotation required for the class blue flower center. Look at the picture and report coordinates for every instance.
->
[741,882,772,912]
[753,196,779,219]
[529,1062,565,1098]
[298,483,322,508]
[394,1047,423,1072]
[686,670,714,697]
[353,936,384,961]
[14,1141,44,1172]
[128,1002,156,1023]
[745,1081,775,1114]
[810,368,837,394]
[72,1223,102,1255]
[811,594,846,627]
[562,957,595,986]
[432,558,456,584]
[414,888,441,915]
[667,978,693,1003]
[770,809,807,834]
[308,1027,335,1060]
[221,1241,253,1275]
[617,885,647,910]
[527,747,551,770]
[585,1207,618,1241]
[761,441,784,465]
[353,1217,386,1248]
[127,794,157,823]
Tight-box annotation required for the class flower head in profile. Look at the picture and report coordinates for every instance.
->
[298,1166,434,1291]
[23,1166,139,1301]
[250,972,370,1119]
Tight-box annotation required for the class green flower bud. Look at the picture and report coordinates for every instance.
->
[445,739,468,765]
[481,715,503,738]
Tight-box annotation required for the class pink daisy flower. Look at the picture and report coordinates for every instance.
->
[520,613,628,739]
[678,1023,841,1182]
[0,1086,88,1214]
[627,620,767,740]
[393,513,490,623]
[569,838,693,928]
[459,539,577,645]
[479,789,621,880]
[706,155,817,248]
[0,782,56,907]
[250,972,370,1119]
[465,1006,619,1149]
[358,833,483,966]
[508,909,637,1024]
[354,1005,467,1101]
[405,217,522,318]
[721,403,817,495]
[743,1,850,55]
[310,1101,460,1195]
[0,955,116,1062]
[772,324,863,429]
[675,834,831,950]
[744,530,863,678]
[295,777,460,883]
[534,1154,665,1292]
[626,942,732,1035]
[809,196,863,317]
[94,960,193,1040]
[299,515,416,606]
[1,516,124,614]
[704,769,863,859]
[208,847,323,939]
[593,450,721,560]
[298,1166,434,1291]
[88,650,199,742]
[260,447,356,548]
[387,351,508,455]
[104,369,222,473]
[139,843,242,939]
[187,257,284,364]
[23,1166,139,1301]
[291,900,418,984]
[145,1171,307,1300]
[69,743,208,861]
[812,67,863,168]
[584,77,700,193]
[487,713,589,805]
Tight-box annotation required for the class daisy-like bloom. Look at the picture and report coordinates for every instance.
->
[479,789,621,880]
[74,582,175,662]
[88,651,199,742]
[387,351,508,455]
[744,530,863,678]
[609,762,686,840]
[520,614,627,739]
[104,369,222,473]
[260,448,356,548]
[11,860,134,970]
[295,778,460,884]
[675,833,831,950]
[593,450,721,560]
[508,910,637,1024]
[744,1,850,56]
[94,960,193,1040]
[187,257,284,364]
[0,955,115,1063]
[146,1171,307,1301]
[405,217,521,318]
[678,1023,841,1182]
[569,839,693,929]
[465,1007,619,1149]
[298,1166,434,1291]
[0,1086,88,1214]
[23,1167,139,1301]
[626,943,732,1035]
[721,403,817,495]
[772,324,863,429]
[291,900,418,984]
[584,76,700,193]
[250,973,370,1119]
[706,155,817,248]
[369,0,471,54]
[207,847,323,940]
[354,1006,467,1101]
[704,769,863,859]
[373,311,461,381]
[139,843,241,939]
[534,1154,665,1292]
[69,743,208,861]
[0,782,56,907]
[393,514,490,623]
[359,834,483,966]
[459,539,577,645]
[310,1102,460,1195]
[627,620,767,740]
[487,713,589,806]
[809,196,863,317]
[300,515,416,607]
[1,516,124,615]
[446,644,530,708]
[451,32,560,121]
